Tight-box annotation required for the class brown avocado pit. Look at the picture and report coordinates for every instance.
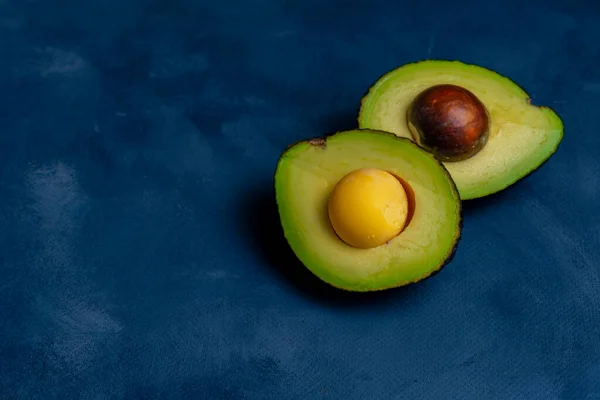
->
[358,60,564,200]
[407,84,490,162]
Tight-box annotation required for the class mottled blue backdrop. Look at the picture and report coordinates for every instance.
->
[1,0,598,398]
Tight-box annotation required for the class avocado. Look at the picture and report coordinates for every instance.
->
[358,60,564,200]
[274,129,462,292]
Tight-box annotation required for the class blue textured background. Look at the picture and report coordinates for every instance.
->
[1,0,598,398]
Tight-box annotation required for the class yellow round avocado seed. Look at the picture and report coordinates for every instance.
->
[328,168,409,249]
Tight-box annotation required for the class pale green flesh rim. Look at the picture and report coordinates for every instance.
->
[358,60,564,200]
[274,129,462,292]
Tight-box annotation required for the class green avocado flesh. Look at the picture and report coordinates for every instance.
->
[274,129,462,292]
[358,60,564,200]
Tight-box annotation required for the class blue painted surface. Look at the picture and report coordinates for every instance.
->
[1,0,598,398]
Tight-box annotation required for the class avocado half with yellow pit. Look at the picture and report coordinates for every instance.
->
[358,60,564,200]
[274,129,462,292]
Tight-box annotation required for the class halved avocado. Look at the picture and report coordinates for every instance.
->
[358,60,564,200]
[274,129,462,292]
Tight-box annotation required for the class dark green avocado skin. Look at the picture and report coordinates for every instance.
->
[357,59,564,200]
[274,129,464,292]
[4,1,591,399]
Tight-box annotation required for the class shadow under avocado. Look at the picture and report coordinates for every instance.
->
[319,109,360,136]
[461,179,527,217]
[240,185,431,308]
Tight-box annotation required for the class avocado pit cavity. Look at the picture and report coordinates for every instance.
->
[327,168,410,249]
[407,84,489,162]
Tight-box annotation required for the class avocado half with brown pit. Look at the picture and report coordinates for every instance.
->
[358,60,564,200]
[274,129,462,292]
